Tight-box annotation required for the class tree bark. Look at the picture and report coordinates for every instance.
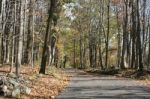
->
[39,0,56,74]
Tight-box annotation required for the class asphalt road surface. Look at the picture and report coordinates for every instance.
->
[57,69,150,99]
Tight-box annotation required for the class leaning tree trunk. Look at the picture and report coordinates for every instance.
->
[39,0,56,74]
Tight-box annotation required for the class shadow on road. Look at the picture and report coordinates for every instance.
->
[57,69,150,99]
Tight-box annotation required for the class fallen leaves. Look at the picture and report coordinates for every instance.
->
[0,65,69,99]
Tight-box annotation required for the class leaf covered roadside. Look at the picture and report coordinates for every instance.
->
[86,68,150,88]
[0,65,69,99]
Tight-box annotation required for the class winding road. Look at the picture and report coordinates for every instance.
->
[57,69,150,99]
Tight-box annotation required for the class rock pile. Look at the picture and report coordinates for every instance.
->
[0,74,31,98]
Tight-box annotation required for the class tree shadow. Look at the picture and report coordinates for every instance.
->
[57,86,150,99]
[57,69,150,99]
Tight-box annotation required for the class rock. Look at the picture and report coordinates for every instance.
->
[18,77,25,83]
[37,74,43,77]
[25,80,30,84]
[2,85,7,93]
[9,79,19,87]
[50,96,55,99]
[2,86,11,96]
[8,83,14,90]
[20,86,31,95]
[6,90,11,96]
[23,86,31,95]
[7,73,17,78]
[12,88,20,97]
[2,86,7,96]
[0,76,7,85]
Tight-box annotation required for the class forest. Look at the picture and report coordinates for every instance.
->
[0,0,150,98]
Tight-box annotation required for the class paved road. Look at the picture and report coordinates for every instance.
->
[57,69,150,99]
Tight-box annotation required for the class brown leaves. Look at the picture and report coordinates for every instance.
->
[0,65,69,99]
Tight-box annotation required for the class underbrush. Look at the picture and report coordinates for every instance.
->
[86,68,150,80]
[119,69,150,80]
[86,68,119,75]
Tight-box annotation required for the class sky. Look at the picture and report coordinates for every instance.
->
[63,0,150,21]
[63,2,81,21]
[147,0,150,10]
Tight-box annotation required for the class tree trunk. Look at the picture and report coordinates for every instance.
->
[39,0,56,74]
[105,0,110,68]
[136,0,143,71]
[15,0,23,77]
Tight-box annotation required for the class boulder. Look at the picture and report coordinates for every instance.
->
[21,86,31,95]
[9,79,19,87]
[12,88,20,97]
[7,73,17,78]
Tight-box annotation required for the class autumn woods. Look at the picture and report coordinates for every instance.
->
[0,0,150,76]
[0,0,63,76]
[0,0,150,98]
[67,0,150,72]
